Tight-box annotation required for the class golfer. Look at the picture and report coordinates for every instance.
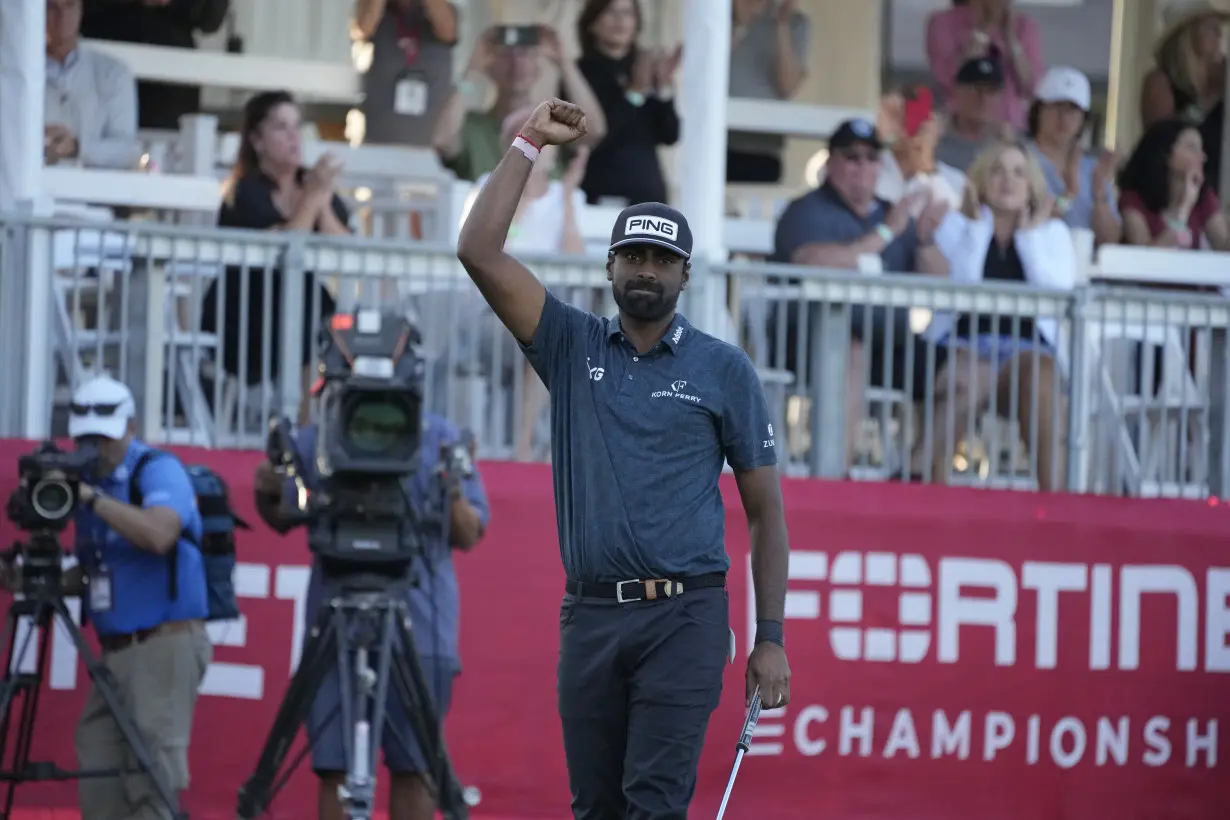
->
[457,98,791,820]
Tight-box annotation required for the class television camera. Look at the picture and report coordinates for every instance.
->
[239,309,470,820]
[267,309,430,581]
[4,441,98,590]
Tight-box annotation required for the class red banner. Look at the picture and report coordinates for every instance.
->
[0,440,1228,819]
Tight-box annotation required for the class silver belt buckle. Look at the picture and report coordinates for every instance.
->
[615,579,642,603]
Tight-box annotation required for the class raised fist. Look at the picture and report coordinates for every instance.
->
[521,99,589,148]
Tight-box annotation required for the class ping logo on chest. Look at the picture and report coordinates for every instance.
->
[625,216,678,241]
[651,379,701,403]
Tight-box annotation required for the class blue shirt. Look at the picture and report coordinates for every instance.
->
[74,440,207,636]
[1028,141,1119,232]
[521,294,778,583]
[292,414,490,670]
[772,183,922,272]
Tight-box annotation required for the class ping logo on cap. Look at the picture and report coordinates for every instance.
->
[625,216,679,241]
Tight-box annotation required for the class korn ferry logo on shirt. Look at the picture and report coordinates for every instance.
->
[652,379,700,403]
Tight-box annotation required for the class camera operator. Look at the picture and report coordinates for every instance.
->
[252,410,488,820]
[20,375,213,819]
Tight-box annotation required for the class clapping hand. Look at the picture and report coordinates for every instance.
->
[875,92,906,146]
[1062,144,1082,198]
[1180,168,1204,215]
[520,99,589,148]
[629,50,654,94]
[464,28,497,78]
[538,26,564,65]
[885,190,928,236]
[915,193,950,244]
[654,45,683,88]
[562,145,590,191]
[1091,147,1118,194]
[305,153,344,194]
[44,124,78,162]
[1019,196,1056,232]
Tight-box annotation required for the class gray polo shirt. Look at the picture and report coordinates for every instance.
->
[728,10,810,158]
[360,2,455,147]
[521,294,778,583]
[935,129,995,174]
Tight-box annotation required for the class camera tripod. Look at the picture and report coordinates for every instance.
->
[0,563,185,819]
[236,574,469,820]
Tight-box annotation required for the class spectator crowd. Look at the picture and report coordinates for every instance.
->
[30,0,1230,488]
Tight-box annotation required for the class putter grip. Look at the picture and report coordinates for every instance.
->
[737,691,763,752]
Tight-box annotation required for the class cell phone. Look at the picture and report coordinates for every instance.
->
[904,87,934,138]
[495,25,540,48]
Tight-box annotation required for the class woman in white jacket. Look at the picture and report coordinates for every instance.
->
[927,139,1078,491]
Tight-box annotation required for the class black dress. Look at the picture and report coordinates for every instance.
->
[206,171,343,385]
[572,52,680,205]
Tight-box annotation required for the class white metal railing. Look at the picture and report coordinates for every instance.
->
[5,213,1230,502]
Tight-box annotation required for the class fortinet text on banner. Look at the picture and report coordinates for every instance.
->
[0,441,1227,820]
[743,551,1225,770]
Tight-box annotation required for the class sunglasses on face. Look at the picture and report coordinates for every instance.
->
[70,402,122,416]
[839,150,879,164]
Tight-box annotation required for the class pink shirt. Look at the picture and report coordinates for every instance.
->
[926,5,1044,130]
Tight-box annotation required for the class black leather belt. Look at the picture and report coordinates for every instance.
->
[97,618,201,653]
[565,572,726,603]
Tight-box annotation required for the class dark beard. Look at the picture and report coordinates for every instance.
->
[612,280,679,323]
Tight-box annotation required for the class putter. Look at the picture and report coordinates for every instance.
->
[714,685,763,820]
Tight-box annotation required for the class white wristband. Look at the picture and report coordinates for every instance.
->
[512,136,540,163]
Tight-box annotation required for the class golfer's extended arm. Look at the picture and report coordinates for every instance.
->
[736,467,789,624]
[456,148,548,346]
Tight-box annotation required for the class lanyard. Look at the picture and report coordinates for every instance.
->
[395,14,421,66]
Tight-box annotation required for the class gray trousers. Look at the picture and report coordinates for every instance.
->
[75,620,212,820]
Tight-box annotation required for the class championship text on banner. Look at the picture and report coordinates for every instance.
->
[0,439,1227,820]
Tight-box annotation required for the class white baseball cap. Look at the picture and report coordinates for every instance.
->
[68,375,135,440]
[1035,67,1092,112]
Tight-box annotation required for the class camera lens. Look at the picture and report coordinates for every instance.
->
[31,480,74,521]
[342,394,414,455]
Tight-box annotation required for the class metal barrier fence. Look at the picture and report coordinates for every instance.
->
[2,213,1228,500]
[727,261,1230,498]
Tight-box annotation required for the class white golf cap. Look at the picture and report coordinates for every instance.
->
[1035,66,1092,112]
[68,375,135,440]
